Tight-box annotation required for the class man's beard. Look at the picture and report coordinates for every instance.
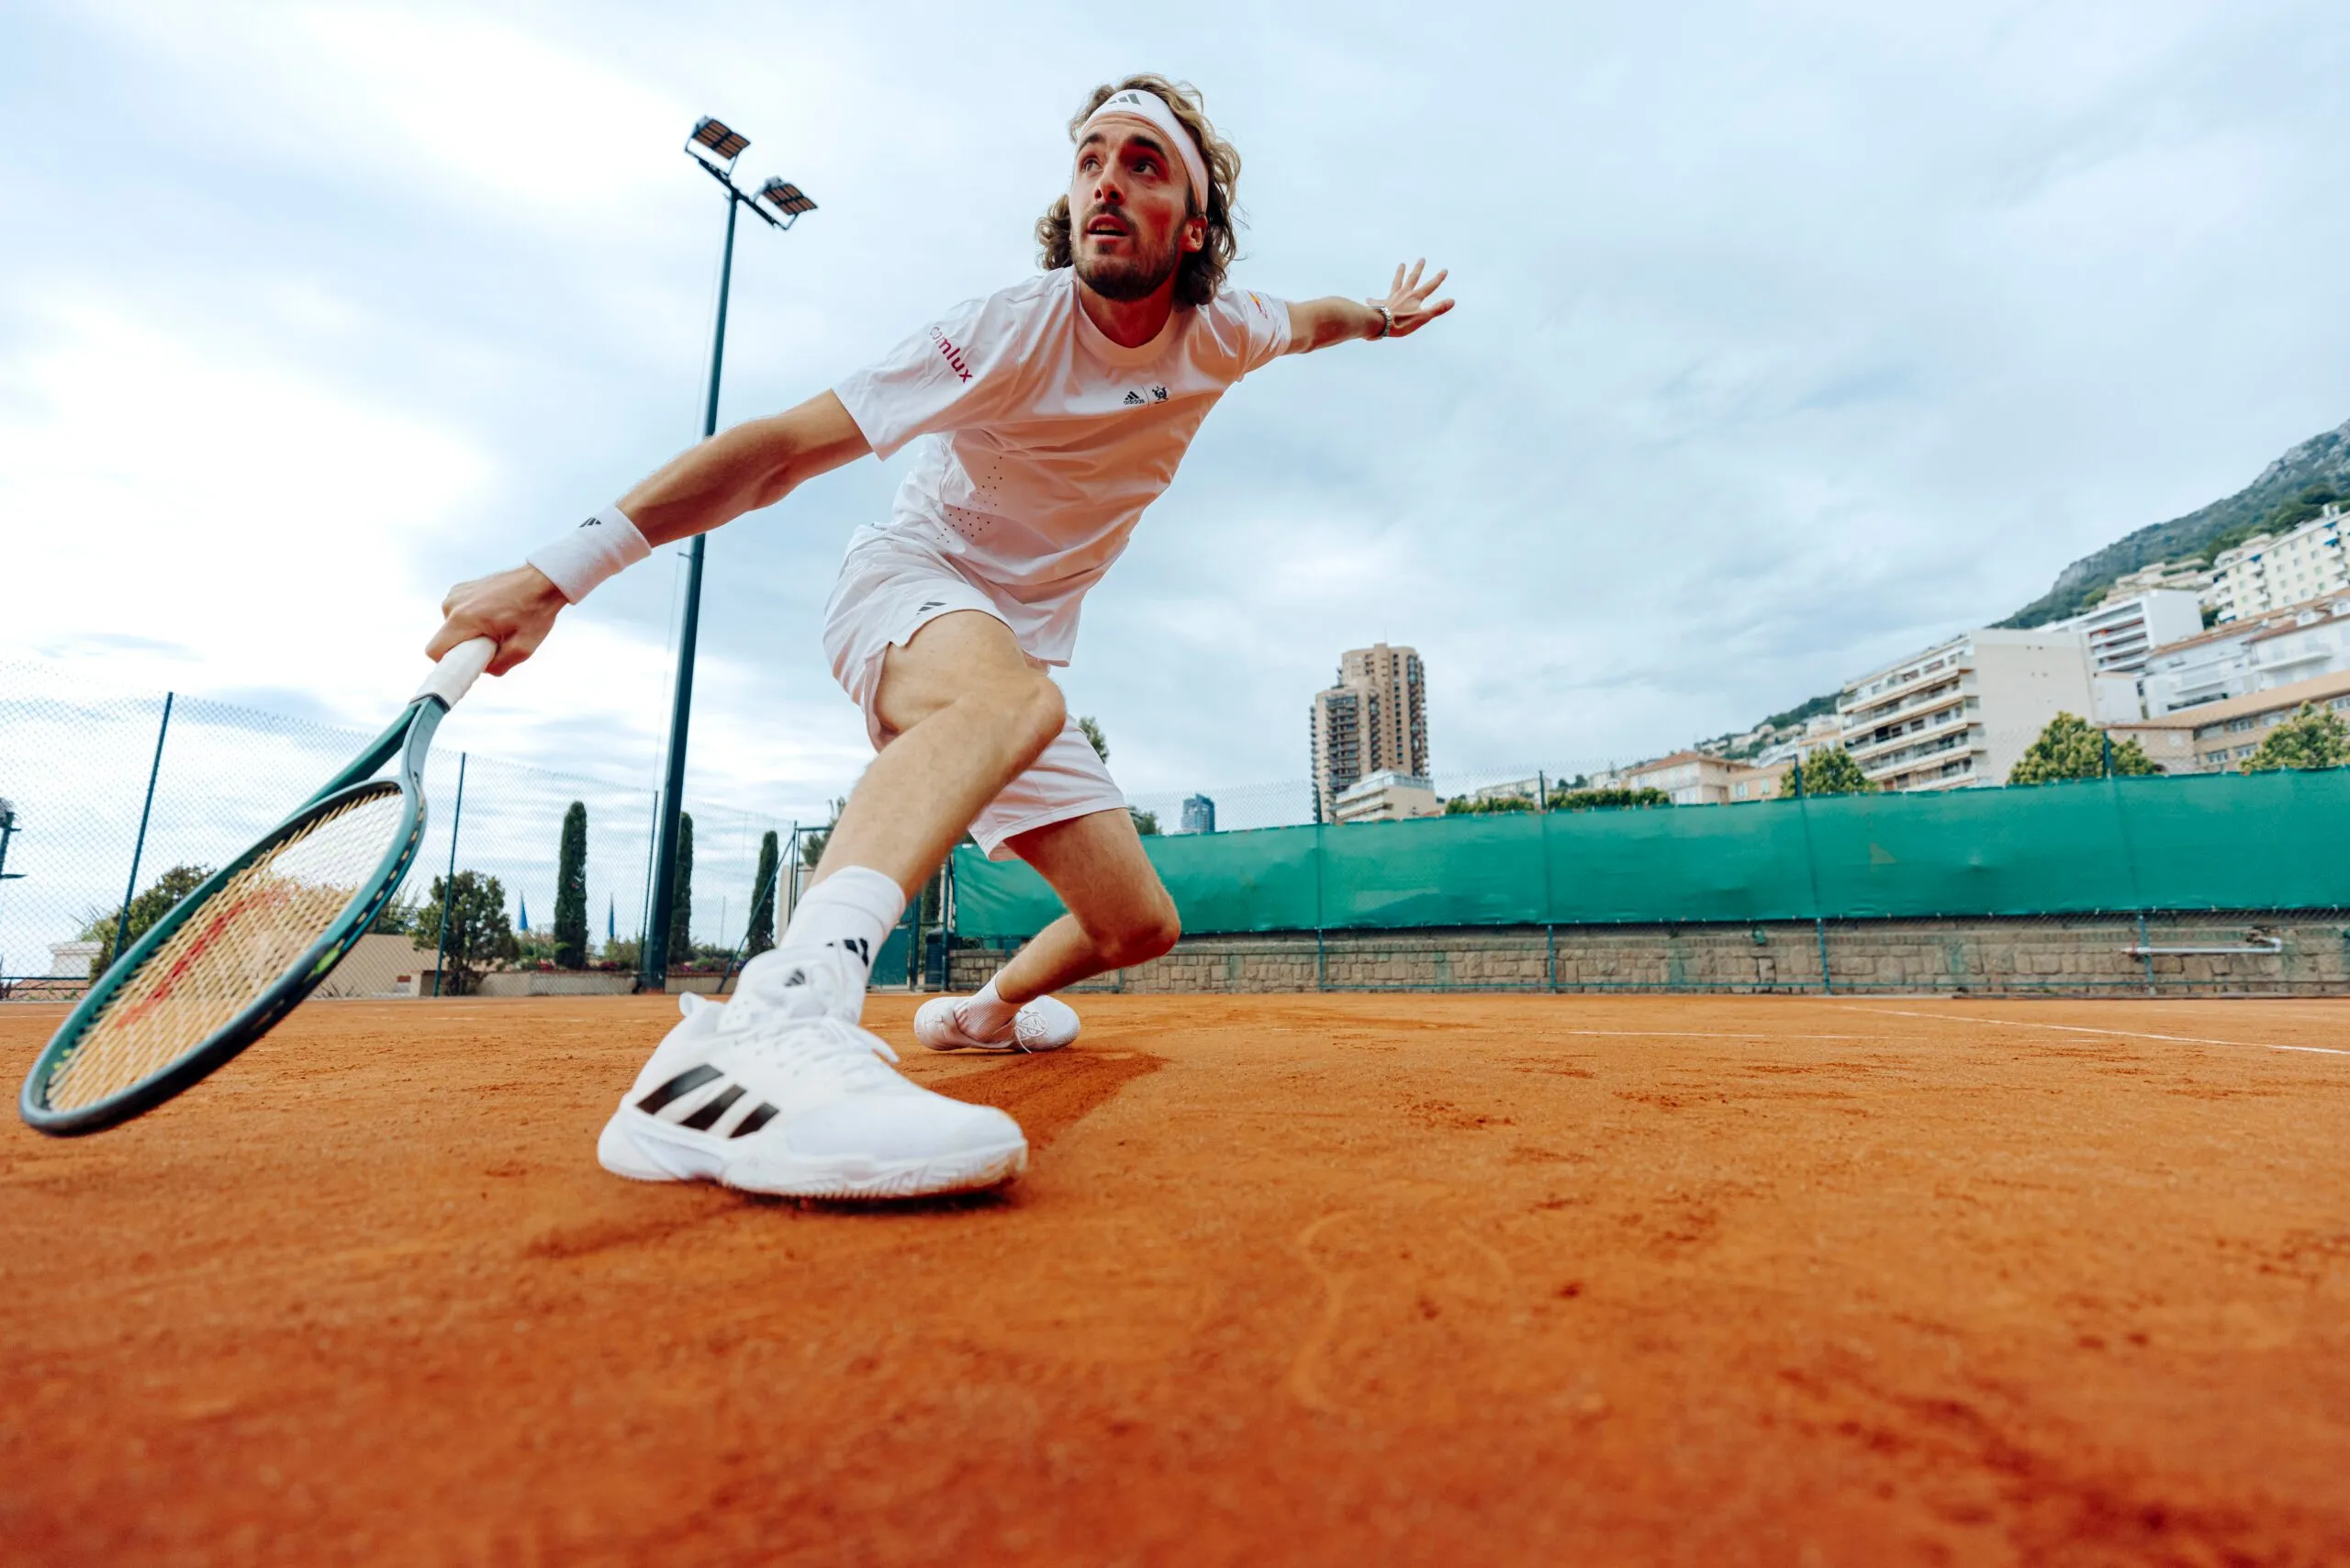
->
[1073,219,1182,302]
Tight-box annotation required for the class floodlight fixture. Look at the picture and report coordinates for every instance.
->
[688,116,748,166]
[757,178,818,224]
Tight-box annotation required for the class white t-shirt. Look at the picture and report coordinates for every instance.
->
[833,268,1292,663]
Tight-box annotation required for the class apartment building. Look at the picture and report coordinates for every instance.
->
[2047,589,2204,677]
[2208,505,2348,622]
[1727,760,1794,801]
[2108,559,2216,599]
[2138,591,2350,714]
[1621,752,1792,804]
[1751,713,1845,768]
[1624,751,1720,804]
[2107,669,2350,773]
[1837,629,2098,791]
[2244,595,2350,692]
[1179,794,1216,834]
[1334,770,1441,823]
[1311,642,1427,822]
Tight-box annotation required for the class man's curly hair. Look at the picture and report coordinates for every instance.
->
[1036,74,1241,309]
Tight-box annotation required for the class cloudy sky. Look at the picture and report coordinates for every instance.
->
[6,0,2349,821]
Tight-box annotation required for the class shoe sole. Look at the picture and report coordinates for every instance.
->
[597,1108,1027,1199]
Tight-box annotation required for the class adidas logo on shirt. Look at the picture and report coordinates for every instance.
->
[1124,390,1145,406]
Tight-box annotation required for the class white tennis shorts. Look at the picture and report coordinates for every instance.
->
[821,525,1125,861]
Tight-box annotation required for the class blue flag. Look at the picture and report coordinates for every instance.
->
[518,894,530,932]
[607,899,616,942]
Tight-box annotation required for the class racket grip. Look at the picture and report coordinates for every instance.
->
[416,637,497,709]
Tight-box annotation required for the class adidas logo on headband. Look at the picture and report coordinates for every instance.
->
[1079,87,1210,200]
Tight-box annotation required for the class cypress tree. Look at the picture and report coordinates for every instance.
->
[667,812,695,966]
[747,829,780,957]
[553,801,589,969]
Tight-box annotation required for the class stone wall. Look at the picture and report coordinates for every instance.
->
[948,913,2350,997]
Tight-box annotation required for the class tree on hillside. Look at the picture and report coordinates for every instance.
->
[2008,712,2161,784]
[1077,715,1110,763]
[1550,786,1673,811]
[1445,794,1537,814]
[667,812,695,966]
[417,870,519,996]
[553,801,589,969]
[1781,747,1874,797]
[2243,703,2350,772]
[746,829,780,958]
[81,863,213,972]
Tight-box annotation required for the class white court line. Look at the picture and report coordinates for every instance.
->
[1841,1004,2350,1058]
[1550,1030,1878,1041]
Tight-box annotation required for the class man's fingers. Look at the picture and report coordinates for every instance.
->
[1392,297,1455,337]
[424,621,469,661]
[1412,267,1449,300]
[1390,261,1404,295]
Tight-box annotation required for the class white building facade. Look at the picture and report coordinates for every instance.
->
[1335,771,1441,823]
[2138,591,2350,714]
[2047,589,2205,677]
[1838,629,2098,792]
[2208,505,2348,623]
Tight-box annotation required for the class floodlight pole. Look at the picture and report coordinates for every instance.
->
[641,129,811,992]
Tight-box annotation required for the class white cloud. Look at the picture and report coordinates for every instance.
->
[6,0,2350,816]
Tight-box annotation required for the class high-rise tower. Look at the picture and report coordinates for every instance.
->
[1311,642,1427,821]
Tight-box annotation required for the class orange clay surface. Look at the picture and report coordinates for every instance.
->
[4,992,2349,1566]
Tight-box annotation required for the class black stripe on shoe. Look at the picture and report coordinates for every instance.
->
[679,1084,744,1131]
[732,1103,779,1138]
[635,1064,722,1114]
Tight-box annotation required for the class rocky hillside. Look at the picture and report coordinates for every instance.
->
[1998,415,2350,628]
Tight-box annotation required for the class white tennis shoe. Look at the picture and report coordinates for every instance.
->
[912,991,1081,1054]
[596,947,1027,1199]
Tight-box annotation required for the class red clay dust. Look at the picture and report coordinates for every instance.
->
[3,992,2347,1565]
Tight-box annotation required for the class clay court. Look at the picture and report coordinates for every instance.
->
[3,992,2347,1565]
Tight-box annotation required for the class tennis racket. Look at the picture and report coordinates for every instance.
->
[19,638,498,1136]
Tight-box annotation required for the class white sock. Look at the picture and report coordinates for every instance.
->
[959,976,1019,1040]
[778,866,905,987]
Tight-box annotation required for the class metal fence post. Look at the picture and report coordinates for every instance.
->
[2106,766,2157,997]
[430,753,467,998]
[1790,762,1835,995]
[109,692,173,966]
[1314,821,1327,992]
[637,790,659,960]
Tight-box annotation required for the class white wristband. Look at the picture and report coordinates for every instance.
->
[525,506,652,603]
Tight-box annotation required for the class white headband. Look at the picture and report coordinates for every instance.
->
[1077,87,1211,206]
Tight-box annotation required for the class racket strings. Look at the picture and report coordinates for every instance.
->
[47,786,408,1111]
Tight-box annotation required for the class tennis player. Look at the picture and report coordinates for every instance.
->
[429,75,1453,1198]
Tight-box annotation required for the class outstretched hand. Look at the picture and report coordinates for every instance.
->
[1371,260,1454,338]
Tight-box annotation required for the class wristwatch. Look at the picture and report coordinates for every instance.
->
[1371,303,1394,339]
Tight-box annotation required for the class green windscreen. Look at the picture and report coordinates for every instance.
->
[950,769,2350,938]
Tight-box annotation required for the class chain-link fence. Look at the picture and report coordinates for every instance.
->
[0,659,796,997]
[12,652,2344,1002]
